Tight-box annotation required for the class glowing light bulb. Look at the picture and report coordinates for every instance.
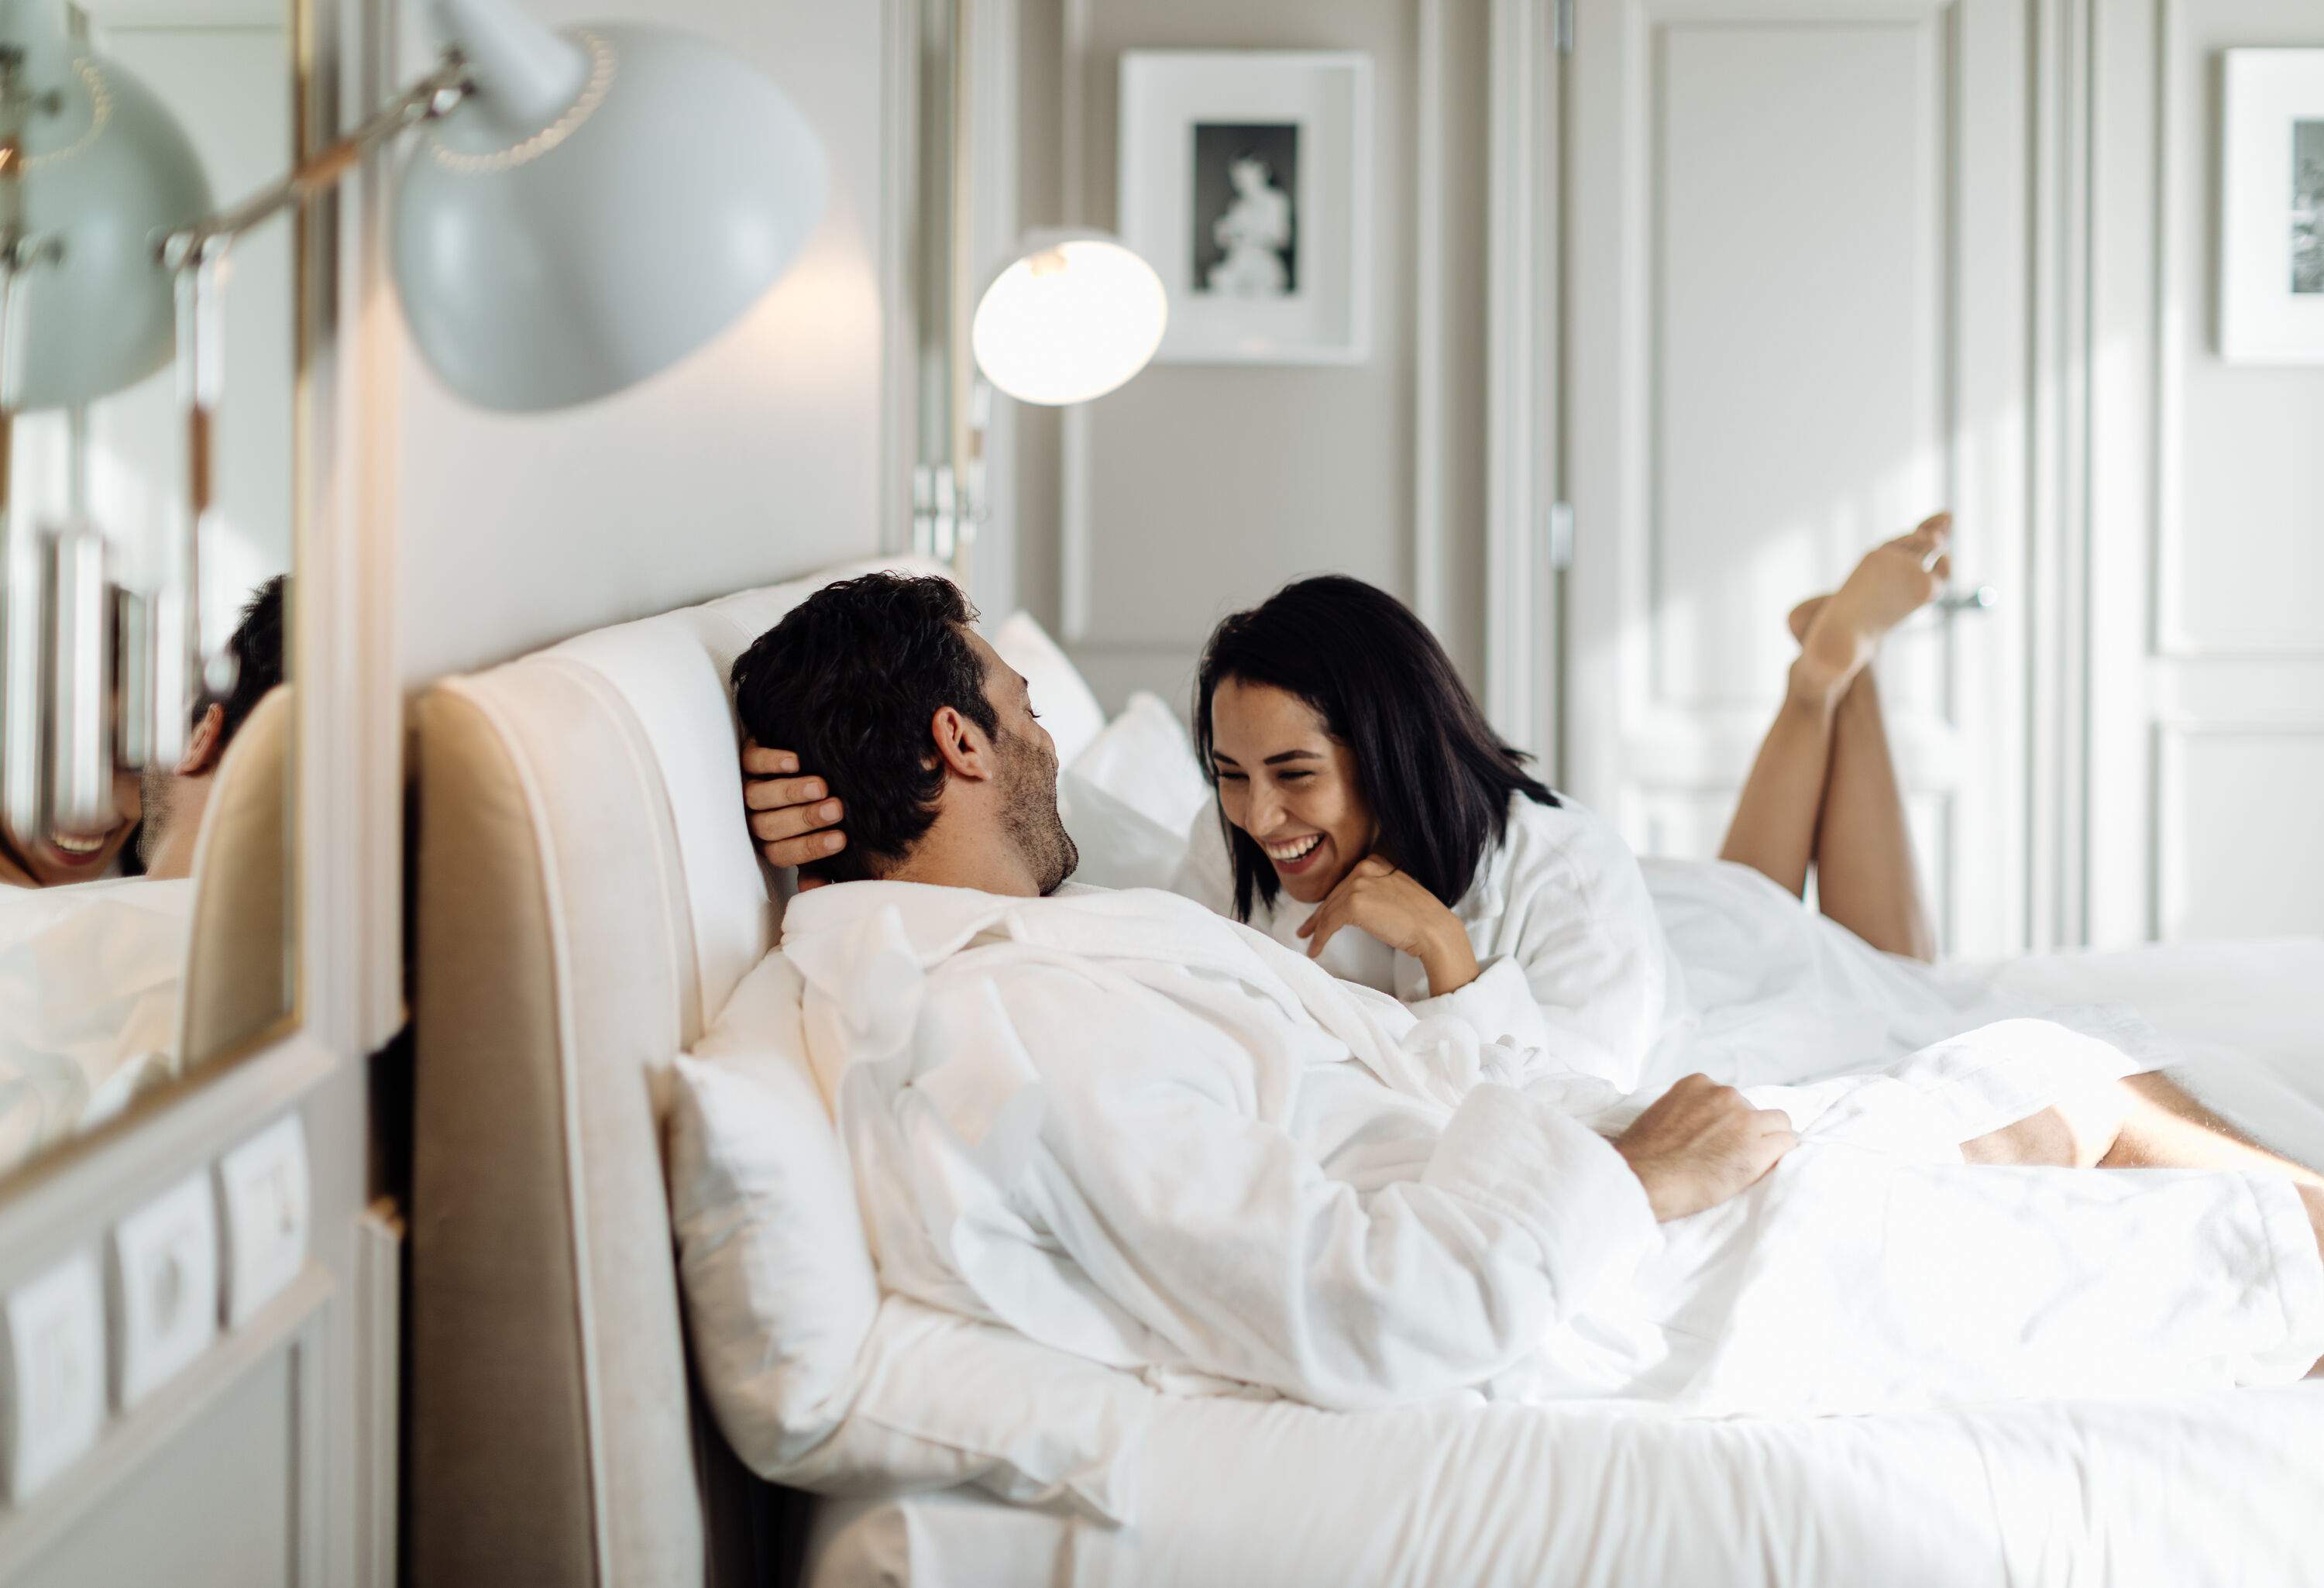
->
[971,232,1166,406]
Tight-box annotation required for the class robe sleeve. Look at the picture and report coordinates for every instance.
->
[924,964,1663,1412]
[1489,813,1675,1095]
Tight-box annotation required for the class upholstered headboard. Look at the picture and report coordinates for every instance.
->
[179,684,291,1061]
[408,556,947,1588]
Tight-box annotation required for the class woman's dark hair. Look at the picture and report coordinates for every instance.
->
[1192,575,1556,921]
[730,572,998,883]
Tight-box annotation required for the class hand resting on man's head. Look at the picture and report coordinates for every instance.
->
[741,739,844,887]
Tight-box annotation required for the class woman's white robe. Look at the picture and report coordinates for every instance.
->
[782,880,2324,1417]
[1174,792,2170,1106]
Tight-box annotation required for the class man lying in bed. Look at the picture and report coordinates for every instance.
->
[734,572,2324,1415]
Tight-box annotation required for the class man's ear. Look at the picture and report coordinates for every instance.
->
[176,703,225,778]
[927,704,998,782]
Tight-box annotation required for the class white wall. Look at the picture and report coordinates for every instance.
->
[1010,0,1490,717]
[394,0,895,682]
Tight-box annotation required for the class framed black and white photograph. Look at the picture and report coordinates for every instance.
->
[2219,48,2324,363]
[1119,51,1373,364]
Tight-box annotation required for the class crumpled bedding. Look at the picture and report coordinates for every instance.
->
[797,934,2324,1588]
[0,876,193,1173]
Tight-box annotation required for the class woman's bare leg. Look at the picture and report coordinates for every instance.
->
[2103,1072,2324,1187]
[1787,612,1939,961]
[1961,1074,2324,1188]
[1714,659,1842,900]
[1717,513,1951,930]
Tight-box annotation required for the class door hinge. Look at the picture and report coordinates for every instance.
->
[1554,0,1574,54]
[1547,500,1576,572]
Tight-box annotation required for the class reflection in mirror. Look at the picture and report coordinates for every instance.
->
[0,0,294,1180]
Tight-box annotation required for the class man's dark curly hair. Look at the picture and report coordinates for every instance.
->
[730,572,997,883]
[210,574,287,752]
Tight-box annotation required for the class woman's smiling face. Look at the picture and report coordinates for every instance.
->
[1208,677,1376,905]
[0,772,141,889]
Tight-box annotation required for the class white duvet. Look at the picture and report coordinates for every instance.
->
[781,878,2324,1422]
[0,876,192,1174]
[791,927,2324,1588]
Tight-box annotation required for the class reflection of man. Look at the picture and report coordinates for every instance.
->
[139,575,287,882]
[736,571,2324,1418]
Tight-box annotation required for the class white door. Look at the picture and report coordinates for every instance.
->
[2086,0,2324,948]
[1560,0,2033,956]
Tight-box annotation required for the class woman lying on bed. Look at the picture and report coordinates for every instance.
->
[743,517,2317,1177]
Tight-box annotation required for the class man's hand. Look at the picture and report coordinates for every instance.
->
[741,741,846,880]
[1611,1074,1796,1222]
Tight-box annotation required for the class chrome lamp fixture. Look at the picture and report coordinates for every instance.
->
[917,227,1164,570]
[0,0,826,864]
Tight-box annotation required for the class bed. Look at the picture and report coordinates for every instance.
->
[407,558,2324,1588]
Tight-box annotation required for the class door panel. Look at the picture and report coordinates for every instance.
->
[1653,22,1943,716]
[2086,0,2324,947]
[1565,0,2029,956]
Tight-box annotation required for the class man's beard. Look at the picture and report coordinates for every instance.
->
[997,726,1078,895]
[136,768,175,868]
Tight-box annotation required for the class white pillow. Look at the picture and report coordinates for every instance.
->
[988,611,1106,766]
[668,954,877,1469]
[1057,771,1188,892]
[1070,691,1212,836]
[667,950,1153,1520]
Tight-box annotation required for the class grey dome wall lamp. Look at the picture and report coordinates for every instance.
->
[0,0,826,861]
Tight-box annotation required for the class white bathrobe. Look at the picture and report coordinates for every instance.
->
[1173,792,2167,1106]
[783,880,2324,1418]
[0,876,194,1174]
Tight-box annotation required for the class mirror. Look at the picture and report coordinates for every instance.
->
[0,0,296,1179]
[910,0,974,565]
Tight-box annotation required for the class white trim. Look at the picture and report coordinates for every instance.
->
[1060,403,1093,642]
[965,0,1023,620]
[2021,0,2095,951]
[0,1035,336,1292]
[1485,0,1549,758]
[293,1289,327,1587]
[2084,0,2163,947]
[2151,718,2324,938]
[321,0,407,1057]
[354,1202,403,1588]
[1058,0,1095,643]
[1412,0,1449,633]
[880,0,922,556]
[0,1264,332,1578]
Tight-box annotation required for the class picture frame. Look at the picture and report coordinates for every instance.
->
[2219,47,2324,364]
[1118,50,1374,366]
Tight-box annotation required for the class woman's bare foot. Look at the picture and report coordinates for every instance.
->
[1786,594,1829,646]
[1796,513,1952,695]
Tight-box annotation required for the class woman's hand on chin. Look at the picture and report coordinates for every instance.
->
[1297,857,1481,995]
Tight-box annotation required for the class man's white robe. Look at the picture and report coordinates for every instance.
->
[783,881,2324,1416]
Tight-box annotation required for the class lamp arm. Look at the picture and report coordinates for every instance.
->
[160,50,472,269]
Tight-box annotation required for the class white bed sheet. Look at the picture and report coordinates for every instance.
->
[800,937,2324,1587]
